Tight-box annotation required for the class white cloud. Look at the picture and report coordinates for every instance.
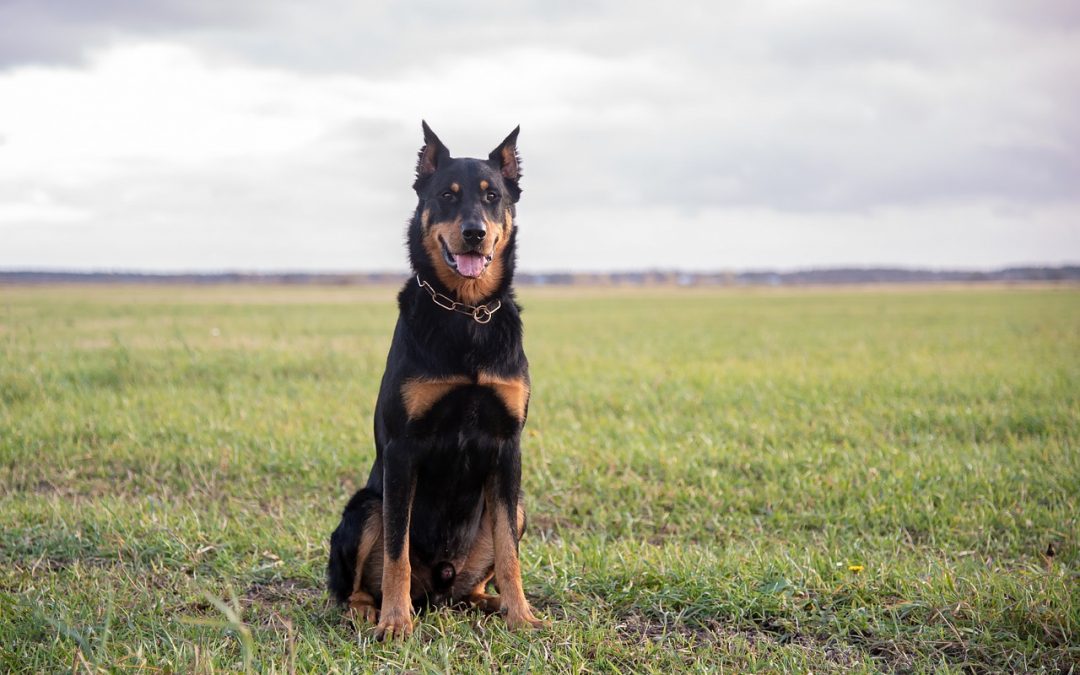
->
[0,44,369,178]
[0,1,1077,271]
[0,190,91,225]
[521,202,1080,272]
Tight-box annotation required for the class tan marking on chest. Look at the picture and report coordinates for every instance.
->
[401,376,471,419]
[478,372,530,421]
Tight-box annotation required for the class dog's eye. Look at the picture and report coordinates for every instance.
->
[440,191,455,201]
[484,191,499,203]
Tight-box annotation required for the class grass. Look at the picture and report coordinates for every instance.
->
[1,283,1077,673]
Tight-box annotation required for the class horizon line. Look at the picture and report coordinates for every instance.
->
[2,263,1079,277]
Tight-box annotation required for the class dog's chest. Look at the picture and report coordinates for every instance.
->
[400,373,528,436]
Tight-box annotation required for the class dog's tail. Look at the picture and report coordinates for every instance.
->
[432,561,456,591]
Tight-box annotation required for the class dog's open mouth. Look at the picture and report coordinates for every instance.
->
[439,236,494,278]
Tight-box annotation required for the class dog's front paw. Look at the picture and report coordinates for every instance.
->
[373,606,414,641]
[504,609,547,631]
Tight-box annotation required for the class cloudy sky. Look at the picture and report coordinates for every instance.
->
[0,1,1077,272]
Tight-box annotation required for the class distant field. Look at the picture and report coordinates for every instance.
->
[1,284,1077,673]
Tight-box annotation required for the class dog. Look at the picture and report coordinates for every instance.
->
[327,122,543,640]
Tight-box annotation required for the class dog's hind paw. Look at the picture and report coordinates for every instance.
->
[346,590,378,625]
[466,592,502,613]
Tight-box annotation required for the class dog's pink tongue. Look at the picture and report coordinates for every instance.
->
[454,253,486,278]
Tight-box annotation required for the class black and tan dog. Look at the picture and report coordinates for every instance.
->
[327,122,543,639]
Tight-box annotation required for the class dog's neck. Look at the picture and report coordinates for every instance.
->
[414,274,505,324]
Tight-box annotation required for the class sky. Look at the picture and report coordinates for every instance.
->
[0,0,1077,272]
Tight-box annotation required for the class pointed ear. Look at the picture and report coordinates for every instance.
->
[415,120,450,186]
[488,126,521,183]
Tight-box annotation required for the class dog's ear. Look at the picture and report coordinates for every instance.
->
[488,126,521,200]
[488,126,521,181]
[415,120,450,189]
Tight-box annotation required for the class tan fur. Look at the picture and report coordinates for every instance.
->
[478,372,529,421]
[403,374,527,422]
[423,214,513,305]
[349,496,533,629]
[363,550,383,597]
[452,503,527,612]
[401,376,472,419]
[497,146,517,178]
[450,182,460,193]
[451,507,497,607]
[479,179,490,191]
[483,213,508,240]
[347,505,384,624]
[375,486,416,640]
[376,550,413,639]
[418,143,440,176]
[488,492,543,630]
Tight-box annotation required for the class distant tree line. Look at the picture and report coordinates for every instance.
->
[1,267,1077,286]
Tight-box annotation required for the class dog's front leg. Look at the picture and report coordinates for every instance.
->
[375,445,415,640]
[488,443,545,631]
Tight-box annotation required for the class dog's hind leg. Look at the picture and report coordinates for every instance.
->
[451,506,498,611]
[453,500,528,613]
[347,501,383,624]
[327,488,383,623]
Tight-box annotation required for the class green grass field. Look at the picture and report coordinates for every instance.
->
[1,284,1078,673]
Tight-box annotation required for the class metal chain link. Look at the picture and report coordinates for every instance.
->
[416,274,502,324]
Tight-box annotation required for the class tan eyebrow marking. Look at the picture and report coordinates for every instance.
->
[450,183,460,193]
[480,180,489,190]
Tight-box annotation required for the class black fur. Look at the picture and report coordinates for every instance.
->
[327,487,381,603]
[327,122,529,610]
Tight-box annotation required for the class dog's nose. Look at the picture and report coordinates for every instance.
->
[461,222,486,246]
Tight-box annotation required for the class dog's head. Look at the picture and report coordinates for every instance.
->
[408,122,521,304]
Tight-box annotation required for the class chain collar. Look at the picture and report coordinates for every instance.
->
[415,274,502,324]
